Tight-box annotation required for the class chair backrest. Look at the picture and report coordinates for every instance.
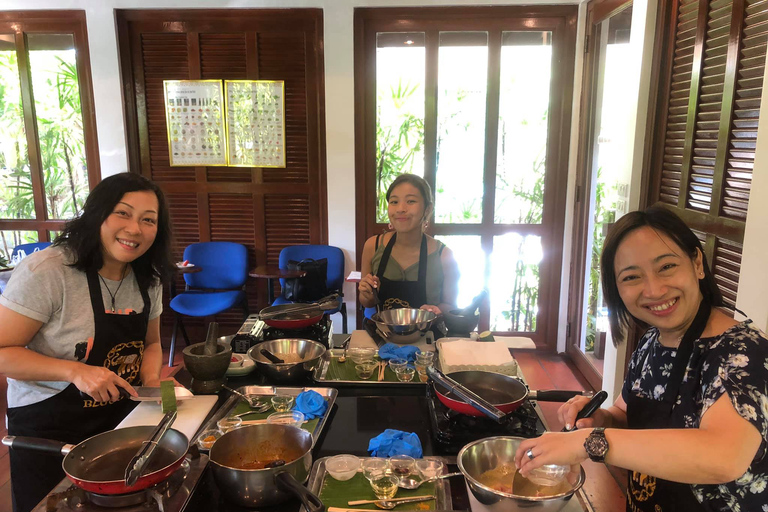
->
[182,242,248,290]
[11,242,52,265]
[278,245,345,293]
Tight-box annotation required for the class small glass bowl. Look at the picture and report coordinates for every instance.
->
[362,457,390,481]
[526,464,569,486]
[266,410,305,428]
[369,472,399,500]
[388,358,408,373]
[389,454,415,481]
[355,361,379,379]
[196,428,221,450]
[415,459,444,479]
[415,350,435,364]
[216,416,243,434]
[349,347,376,365]
[271,395,295,412]
[396,367,415,382]
[326,454,361,481]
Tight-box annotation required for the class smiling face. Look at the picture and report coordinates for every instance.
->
[613,226,705,343]
[100,190,159,273]
[387,182,430,233]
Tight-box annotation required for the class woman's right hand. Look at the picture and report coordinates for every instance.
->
[558,395,607,431]
[358,274,380,304]
[72,363,135,403]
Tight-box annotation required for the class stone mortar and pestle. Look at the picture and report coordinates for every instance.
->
[442,290,487,337]
[182,322,231,394]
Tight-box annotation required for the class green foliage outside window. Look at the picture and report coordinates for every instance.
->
[375,80,425,223]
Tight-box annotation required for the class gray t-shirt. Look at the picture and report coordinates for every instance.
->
[0,246,162,408]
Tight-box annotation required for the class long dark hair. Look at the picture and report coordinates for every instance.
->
[54,172,174,291]
[386,173,434,221]
[600,206,722,342]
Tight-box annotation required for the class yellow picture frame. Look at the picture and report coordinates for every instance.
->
[163,80,228,167]
[224,80,286,168]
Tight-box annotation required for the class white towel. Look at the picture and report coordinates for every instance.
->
[438,339,517,376]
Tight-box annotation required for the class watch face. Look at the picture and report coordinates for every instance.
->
[585,430,609,461]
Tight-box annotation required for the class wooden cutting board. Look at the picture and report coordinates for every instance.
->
[116,395,218,440]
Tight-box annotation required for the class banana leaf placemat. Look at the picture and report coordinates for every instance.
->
[306,457,452,511]
[314,351,429,386]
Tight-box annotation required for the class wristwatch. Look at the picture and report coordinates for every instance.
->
[584,427,609,463]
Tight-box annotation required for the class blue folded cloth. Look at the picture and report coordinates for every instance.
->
[378,343,419,363]
[294,390,328,420]
[368,429,423,458]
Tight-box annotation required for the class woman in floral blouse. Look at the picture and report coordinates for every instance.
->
[514,207,767,512]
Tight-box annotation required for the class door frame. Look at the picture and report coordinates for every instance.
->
[567,0,634,389]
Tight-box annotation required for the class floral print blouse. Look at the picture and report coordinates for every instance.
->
[622,320,768,512]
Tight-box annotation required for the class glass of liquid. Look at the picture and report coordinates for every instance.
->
[369,471,399,500]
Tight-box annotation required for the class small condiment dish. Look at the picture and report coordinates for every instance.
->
[271,394,295,412]
[349,347,376,365]
[526,463,569,486]
[396,367,415,382]
[326,454,361,481]
[216,416,243,434]
[229,353,245,368]
[196,428,221,450]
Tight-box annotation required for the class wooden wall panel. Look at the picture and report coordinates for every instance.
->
[118,9,327,335]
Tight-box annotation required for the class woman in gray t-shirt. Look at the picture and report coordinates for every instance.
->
[0,172,174,512]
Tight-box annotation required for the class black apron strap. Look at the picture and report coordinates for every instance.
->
[417,234,428,305]
[660,299,711,408]
[376,233,397,280]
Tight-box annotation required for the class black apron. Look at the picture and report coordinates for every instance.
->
[7,268,148,512]
[375,233,428,310]
[625,300,711,512]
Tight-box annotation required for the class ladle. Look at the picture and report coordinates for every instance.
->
[397,472,462,490]
[260,348,284,364]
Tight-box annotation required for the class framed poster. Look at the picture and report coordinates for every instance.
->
[163,80,227,167]
[225,80,286,168]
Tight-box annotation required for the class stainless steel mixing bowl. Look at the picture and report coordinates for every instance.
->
[370,308,437,344]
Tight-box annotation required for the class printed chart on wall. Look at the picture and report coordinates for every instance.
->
[163,80,228,167]
[225,80,286,168]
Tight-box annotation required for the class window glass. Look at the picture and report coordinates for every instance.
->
[0,34,33,221]
[435,234,484,308]
[27,33,88,220]
[376,32,426,223]
[434,31,488,224]
[494,31,552,224]
[490,233,541,331]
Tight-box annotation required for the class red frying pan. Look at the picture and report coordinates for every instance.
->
[259,303,324,329]
[434,370,591,417]
[2,426,189,494]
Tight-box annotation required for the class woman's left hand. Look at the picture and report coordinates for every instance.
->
[420,304,442,315]
[514,430,591,477]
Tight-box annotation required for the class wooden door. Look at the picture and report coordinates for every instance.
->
[117,9,327,335]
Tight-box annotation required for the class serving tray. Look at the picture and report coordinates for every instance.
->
[196,385,337,448]
[313,350,441,387]
[305,456,453,511]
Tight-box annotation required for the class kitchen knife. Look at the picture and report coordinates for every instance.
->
[129,386,195,401]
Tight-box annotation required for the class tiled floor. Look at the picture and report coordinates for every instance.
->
[0,343,626,512]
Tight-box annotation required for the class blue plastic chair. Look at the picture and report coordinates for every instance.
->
[168,242,249,366]
[272,244,347,333]
[11,242,51,264]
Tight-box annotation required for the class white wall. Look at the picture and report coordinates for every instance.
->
[736,50,768,333]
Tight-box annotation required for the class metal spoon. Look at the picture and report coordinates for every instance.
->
[221,385,266,409]
[375,496,434,509]
[337,335,352,363]
[397,472,463,490]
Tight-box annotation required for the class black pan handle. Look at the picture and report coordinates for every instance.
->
[562,390,609,432]
[2,435,72,456]
[260,348,284,364]
[275,471,325,512]
[528,390,592,402]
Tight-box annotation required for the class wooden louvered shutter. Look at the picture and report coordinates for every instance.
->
[650,0,767,314]
[117,10,327,336]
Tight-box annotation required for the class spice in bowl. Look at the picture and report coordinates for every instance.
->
[196,428,221,450]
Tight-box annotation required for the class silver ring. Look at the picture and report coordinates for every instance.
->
[526,448,535,460]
